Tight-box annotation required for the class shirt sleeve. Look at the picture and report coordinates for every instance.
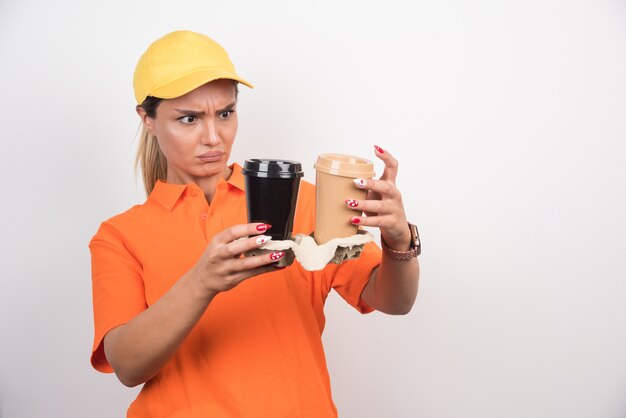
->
[294,181,381,313]
[89,222,147,373]
[325,240,381,314]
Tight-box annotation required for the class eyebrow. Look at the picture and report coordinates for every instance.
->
[174,102,237,115]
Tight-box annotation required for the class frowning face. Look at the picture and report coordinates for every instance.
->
[138,79,238,186]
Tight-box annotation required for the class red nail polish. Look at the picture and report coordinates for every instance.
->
[374,145,384,154]
[351,217,361,224]
[274,265,286,270]
[270,251,284,261]
[345,199,358,208]
[256,223,271,232]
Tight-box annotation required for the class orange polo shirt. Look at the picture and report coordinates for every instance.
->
[90,163,381,418]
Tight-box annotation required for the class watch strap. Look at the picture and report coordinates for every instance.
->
[380,222,421,260]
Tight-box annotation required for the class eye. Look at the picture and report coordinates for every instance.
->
[178,115,197,124]
[218,110,234,119]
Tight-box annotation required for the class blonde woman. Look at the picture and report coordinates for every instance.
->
[90,30,420,417]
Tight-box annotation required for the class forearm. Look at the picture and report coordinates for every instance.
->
[368,254,420,315]
[104,270,216,387]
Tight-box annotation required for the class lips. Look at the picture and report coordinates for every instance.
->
[198,151,224,163]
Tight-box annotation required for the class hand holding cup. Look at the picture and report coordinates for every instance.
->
[190,223,285,294]
[345,146,412,250]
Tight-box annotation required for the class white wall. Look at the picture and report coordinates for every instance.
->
[1,0,625,417]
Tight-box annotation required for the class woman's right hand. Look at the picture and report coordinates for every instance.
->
[190,223,285,295]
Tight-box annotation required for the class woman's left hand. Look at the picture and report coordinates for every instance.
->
[346,145,412,250]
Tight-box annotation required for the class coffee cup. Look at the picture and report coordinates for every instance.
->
[313,154,375,244]
[242,159,304,240]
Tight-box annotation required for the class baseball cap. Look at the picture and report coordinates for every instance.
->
[133,30,253,104]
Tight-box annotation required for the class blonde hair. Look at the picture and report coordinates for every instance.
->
[136,124,167,196]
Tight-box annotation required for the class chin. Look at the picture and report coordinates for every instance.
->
[199,163,227,176]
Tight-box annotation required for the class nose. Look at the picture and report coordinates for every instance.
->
[201,119,220,146]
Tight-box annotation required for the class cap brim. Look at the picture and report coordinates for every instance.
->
[150,69,254,100]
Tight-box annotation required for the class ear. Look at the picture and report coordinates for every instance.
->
[136,106,156,136]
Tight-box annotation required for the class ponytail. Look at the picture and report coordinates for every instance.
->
[135,96,166,196]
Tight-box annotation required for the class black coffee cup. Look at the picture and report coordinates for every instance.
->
[242,159,304,240]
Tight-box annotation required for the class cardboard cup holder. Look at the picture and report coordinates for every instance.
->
[244,230,374,271]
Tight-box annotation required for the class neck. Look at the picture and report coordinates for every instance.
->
[196,166,233,203]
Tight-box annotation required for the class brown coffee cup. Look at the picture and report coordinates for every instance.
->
[313,154,375,244]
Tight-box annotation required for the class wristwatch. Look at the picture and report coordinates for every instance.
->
[381,222,421,260]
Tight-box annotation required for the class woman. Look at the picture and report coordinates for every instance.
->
[90,30,420,418]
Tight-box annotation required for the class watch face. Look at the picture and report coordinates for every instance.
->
[410,223,420,248]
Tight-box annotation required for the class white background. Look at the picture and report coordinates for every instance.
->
[1,0,625,417]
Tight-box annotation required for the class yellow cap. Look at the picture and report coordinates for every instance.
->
[133,30,253,104]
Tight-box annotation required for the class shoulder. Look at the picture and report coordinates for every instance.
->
[90,201,157,245]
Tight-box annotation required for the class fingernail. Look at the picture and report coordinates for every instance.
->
[256,235,272,245]
[274,265,286,270]
[256,223,271,232]
[353,178,367,188]
[345,199,359,208]
[374,145,384,154]
[351,217,361,224]
[270,251,285,261]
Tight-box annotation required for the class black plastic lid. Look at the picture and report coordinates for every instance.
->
[241,159,304,178]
